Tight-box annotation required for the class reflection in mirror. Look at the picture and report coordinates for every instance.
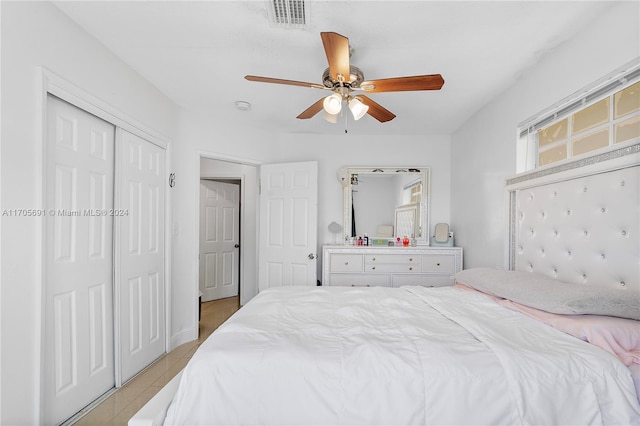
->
[339,167,430,245]
[395,203,420,239]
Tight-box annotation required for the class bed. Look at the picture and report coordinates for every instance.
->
[131,143,640,425]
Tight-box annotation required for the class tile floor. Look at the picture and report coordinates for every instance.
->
[74,296,240,425]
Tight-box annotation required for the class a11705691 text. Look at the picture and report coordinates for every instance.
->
[2,209,129,217]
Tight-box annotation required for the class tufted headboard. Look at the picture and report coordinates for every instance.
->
[505,143,640,294]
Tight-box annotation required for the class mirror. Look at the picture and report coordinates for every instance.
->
[339,166,430,245]
[434,223,450,243]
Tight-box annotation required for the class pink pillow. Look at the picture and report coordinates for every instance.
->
[497,299,640,366]
[454,282,504,303]
[454,283,640,366]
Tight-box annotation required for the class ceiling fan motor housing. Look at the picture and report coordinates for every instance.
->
[322,65,365,90]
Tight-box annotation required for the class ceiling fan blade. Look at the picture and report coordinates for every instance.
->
[245,75,325,89]
[360,74,445,93]
[357,95,396,123]
[297,98,325,119]
[320,32,350,82]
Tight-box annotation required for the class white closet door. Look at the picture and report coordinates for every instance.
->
[44,96,115,425]
[259,161,318,290]
[199,180,240,301]
[117,129,166,384]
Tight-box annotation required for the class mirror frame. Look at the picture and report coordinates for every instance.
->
[338,166,431,245]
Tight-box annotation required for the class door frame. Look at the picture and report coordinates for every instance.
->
[198,153,260,311]
[37,68,172,422]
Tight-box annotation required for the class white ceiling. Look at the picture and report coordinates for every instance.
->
[52,1,612,136]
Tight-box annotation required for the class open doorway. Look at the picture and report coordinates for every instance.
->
[199,178,241,302]
[199,156,260,307]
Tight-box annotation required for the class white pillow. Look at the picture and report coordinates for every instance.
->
[454,268,640,321]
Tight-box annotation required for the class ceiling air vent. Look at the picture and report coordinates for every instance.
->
[267,0,308,28]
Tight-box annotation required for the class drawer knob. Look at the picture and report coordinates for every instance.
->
[409,258,413,261]
[409,267,413,271]
[344,262,349,265]
[371,266,376,270]
[436,263,441,266]
[372,257,376,261]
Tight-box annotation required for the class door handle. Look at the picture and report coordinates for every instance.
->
[308,253,316,260]
[234,244,240,248]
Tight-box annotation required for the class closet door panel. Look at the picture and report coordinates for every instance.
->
[44,96,116,425]
[117,129,166,384]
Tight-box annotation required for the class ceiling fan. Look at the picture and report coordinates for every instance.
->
[245,32,445,123]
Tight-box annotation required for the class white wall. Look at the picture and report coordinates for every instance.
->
[450,2,640,270]
[271,133,452,246]
[169,112,276,348]
[0,3,178,424]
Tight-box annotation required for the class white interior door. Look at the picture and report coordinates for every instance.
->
[199,180,240,301]
[259,161,318,290]
[117,129,166,384]
[44,96,115,424]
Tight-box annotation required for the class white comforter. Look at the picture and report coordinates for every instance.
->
[164,286,640,425]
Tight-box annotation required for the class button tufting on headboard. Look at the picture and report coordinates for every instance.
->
[511,164,639,292]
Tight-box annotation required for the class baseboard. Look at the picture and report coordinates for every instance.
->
[169,327,197,352]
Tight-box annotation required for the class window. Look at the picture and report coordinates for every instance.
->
[518,62,640,171]
[537,81,638,167]
[409,182,422,204]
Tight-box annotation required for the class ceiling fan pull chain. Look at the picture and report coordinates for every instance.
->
[344,109,348,133]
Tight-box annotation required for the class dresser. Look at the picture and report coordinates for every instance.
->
[322,245,463,287]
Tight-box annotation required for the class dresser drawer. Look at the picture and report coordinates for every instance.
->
[330,254,363,272]
[365,254,419,264]
[364,263,419,273]
[329,274,391,287]
[421,255,455,273]
[392,274,454,287]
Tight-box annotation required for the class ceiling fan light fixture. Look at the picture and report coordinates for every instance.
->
[348,97,369,120]
[322,110,339,123]
[323,93,342,114]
